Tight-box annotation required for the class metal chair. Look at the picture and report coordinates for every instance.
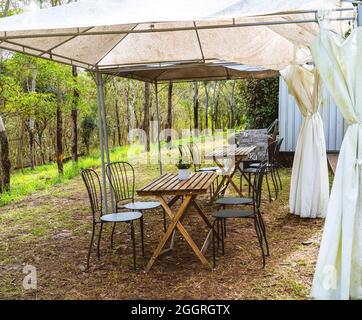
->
[212,163,269,268]
[240,140,279,201]
[80,168,143,271]
[249,138,284,194]
[106,162,166,245]
[185,142,221,199]
[187,142,219,173]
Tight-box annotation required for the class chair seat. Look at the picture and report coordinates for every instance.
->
[249,163,272,168]
[216,197,253,206]
[241,166,271,173]
[123,201,161,210]
[212,209,254,219]
[198,166,220,172]
[101,211,142,223]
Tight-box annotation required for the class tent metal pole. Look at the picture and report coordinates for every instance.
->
[1,14,355,42]
[95,71,108,214]
[97,71,116,212]
[155,81,163,175]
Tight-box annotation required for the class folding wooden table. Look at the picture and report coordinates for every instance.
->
[137,172,218,272]
[205,146,256,201]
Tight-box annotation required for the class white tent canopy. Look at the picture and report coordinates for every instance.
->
[108,62,279,83]
[0,0,353,71]
[0,0,355,223]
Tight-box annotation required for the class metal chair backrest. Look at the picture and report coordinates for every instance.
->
[267,139,278,164]
[187,142,202,172]
[81,169,103,221]
[106,162,135,206]
[178,143,192,163]
[252,162,267,211]
[273,138,284,165]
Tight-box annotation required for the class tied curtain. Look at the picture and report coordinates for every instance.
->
[310,27,362,300]
[280,65,329,218]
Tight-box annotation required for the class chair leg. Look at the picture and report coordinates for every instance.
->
[240,173,243,194]
[97,222,104,260]
[110,222,116,249]
[216,219,220,250]
[140,217,145,257]
[248,173,251,196]
[257,212,269,256]
[162,208,167,233]
[254,217,266,268]
[223,218,227,238]
[265,173,272,203]
[272,168,279,199]
[221,219,225,256]
[276,167,282,190]
[86,223,96,271]
[130,221,137,271]
[212,220,217,268]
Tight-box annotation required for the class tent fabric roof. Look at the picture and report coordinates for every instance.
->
[0,0,354,71]
[106,63,280,83]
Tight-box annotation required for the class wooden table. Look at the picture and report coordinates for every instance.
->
[205,146,256,201]
[137,172,218,272]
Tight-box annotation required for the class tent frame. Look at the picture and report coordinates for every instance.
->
[1,5,357,213]
[93,5,359,214]
[0,7,355,72]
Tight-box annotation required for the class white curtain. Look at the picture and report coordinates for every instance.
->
[280,65,329,218]
[310,27,362,300]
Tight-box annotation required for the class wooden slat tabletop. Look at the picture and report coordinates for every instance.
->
[205,146,256,159]
[137,172,217,196]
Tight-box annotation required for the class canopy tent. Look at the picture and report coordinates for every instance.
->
[103,62,279,83]
[0,0,353,71]
[0,0,355,220]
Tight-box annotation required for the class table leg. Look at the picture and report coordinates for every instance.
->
[145,195,212,271]
[145,195,192,272]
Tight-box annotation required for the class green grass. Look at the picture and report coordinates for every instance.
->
[0,144,140,207]
[0,133,228,207]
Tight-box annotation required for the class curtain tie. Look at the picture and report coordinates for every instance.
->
[305,112,319,120]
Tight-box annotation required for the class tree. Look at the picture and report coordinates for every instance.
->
[166,81,173,143]
[236,77,279,129]
[193,81,199,131]
[0,116,10,192]
[112,77,122,146]
[0,0,12,192]
[71,66,79,162]
[143,82,151,152]
[81,115,96,155]
[203,81,209,131]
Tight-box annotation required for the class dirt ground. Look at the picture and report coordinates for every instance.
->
[0,165,324,300]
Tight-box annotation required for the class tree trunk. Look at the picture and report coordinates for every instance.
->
[211,82,217,134]
[204,82,209,131]
[0,116,11,192]
[113,77,122,146]
[193,82,199,132]
[143,82,151,152]
[166,81,173,143]
[230,80,236,128]
[16,122,24,170]
[71,66,79,162]
[29,69,37,170]
[56,95,63,175]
